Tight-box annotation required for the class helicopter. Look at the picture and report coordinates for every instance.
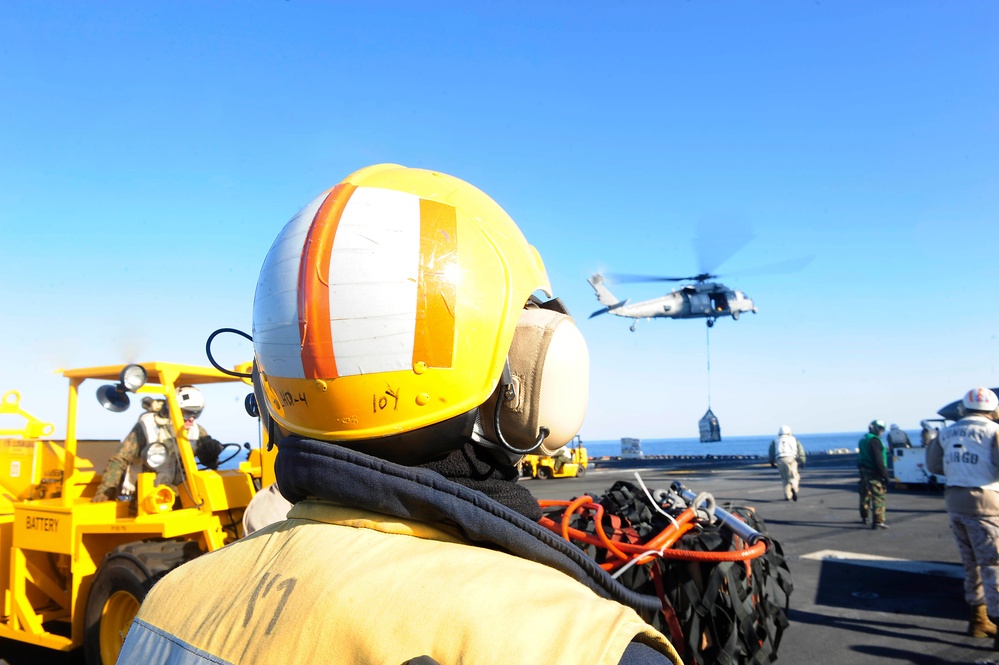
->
[587,216,812,331]
[588,271,757,331]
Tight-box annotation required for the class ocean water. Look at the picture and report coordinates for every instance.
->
[222,430,904,469]
[580,430,907,459]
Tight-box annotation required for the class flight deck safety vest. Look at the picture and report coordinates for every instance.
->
[122,412,194,494]
[939,415,999,490]
[775,434,799,460]
[857,433,887,472]
[887,428,910,447]
[119,501,677,665]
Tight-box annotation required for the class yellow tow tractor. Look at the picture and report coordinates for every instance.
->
[520,435,589,480]
[0,361,275,665]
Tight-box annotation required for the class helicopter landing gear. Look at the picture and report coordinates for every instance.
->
[706,319,715,328]
[731,310,739,321]
[629,322,637,332]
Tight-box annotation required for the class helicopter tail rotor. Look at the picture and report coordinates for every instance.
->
[589,307,610,319]
[589,299,630,318]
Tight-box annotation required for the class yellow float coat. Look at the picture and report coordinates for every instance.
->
[121,500,679,664]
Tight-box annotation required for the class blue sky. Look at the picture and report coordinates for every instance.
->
[1,1,997,444]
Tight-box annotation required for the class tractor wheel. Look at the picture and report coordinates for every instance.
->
[538,467,553,480]
[84,556,149,665]
[576,465,587,478]
[84,540,202,665]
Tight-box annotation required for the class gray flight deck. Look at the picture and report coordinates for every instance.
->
[5,453,998,665]
[528,453,997,665]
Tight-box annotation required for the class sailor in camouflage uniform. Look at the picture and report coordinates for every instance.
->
[92,385,222,502]
[858,419,890,528]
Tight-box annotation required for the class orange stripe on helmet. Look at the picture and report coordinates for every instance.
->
[298,182,356,379]
[414,199,457,369]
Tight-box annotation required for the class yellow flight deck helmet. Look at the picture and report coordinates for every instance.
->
[252,164,584,463]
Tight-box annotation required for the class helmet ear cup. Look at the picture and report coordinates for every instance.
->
[481,308,588,455]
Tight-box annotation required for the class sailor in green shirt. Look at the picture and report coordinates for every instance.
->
[858,419,890,528]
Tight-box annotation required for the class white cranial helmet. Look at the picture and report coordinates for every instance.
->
[778,424,792,436]
[177,385,205,418]
[963,387,999,413]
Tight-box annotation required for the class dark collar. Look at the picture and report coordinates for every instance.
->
[275,435,662,616]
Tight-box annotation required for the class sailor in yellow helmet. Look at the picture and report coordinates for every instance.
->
[117,165,681,665]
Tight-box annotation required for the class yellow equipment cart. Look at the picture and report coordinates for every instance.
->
[0,361,275,664]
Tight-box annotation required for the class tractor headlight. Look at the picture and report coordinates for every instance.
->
[145,443,168,469]
[97,364,148,412]
[120,364,148,392]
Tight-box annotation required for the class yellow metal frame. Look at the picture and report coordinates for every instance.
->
[522,441,589,479]
[0,390,55,439]
[0,361,274,653]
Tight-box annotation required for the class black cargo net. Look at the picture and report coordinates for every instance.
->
[539,480,792,665]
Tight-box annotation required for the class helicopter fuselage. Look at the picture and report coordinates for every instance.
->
[624,283,756,320]
[588,274,757,330]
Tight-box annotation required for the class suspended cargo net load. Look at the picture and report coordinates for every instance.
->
[699,325,722,442]
[699,408,722,443]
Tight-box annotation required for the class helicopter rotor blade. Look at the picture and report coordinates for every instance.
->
[717,255,815,278]
[602,216,812,287]
[695,215,755,275]
[607,272,715,284]
[607,255,812,285]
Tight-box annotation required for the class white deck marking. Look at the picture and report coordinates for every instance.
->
[801,549,963,578]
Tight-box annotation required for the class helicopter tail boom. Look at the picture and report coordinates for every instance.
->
[588,274,626,308]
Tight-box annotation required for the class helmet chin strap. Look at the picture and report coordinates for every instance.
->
[492,361,550,456]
